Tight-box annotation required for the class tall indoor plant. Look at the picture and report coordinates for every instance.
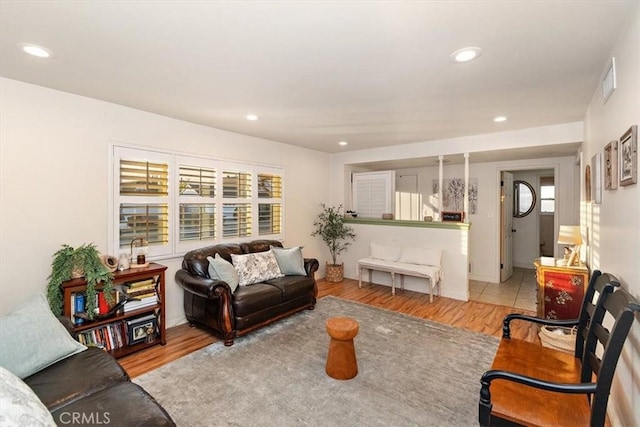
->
[47,243,114,319]
[311,204,356,282]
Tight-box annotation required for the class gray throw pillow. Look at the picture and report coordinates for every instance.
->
[0,293,87,379]
[207,254,240,293]
[270,246,306,276]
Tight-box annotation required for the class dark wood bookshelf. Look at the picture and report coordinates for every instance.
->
[62,262,167,358]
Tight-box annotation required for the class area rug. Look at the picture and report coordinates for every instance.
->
[134,296,498,426]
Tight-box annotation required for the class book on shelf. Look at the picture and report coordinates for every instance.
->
[74,293,85,325]
[76,320,129,352]
[98,291,109,315]
[125,278,156,289]
[113,280,159,313]
[125,288,156,298]
[123,295,158,312]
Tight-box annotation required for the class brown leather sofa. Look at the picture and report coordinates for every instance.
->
[24,320,174,426]
[175,240,319,346]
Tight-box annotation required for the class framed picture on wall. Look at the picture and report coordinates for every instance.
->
[604,140,618,190]
[619,125,637,186]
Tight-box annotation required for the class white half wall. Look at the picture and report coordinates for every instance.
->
[341,222,469,301]
[0,78,330,326]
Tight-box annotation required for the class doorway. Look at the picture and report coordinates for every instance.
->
[395,174,419,220]
[499,168,556,279]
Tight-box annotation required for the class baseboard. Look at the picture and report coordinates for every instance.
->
[468,274,496,283]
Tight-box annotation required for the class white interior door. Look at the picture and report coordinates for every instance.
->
[395,174,419,220]
[501,172,514,282]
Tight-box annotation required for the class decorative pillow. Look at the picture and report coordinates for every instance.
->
[370,243,401,262]
[398,247,443,267]
[207,254,240,293]
[231,251,284,286]
[0,293,87,379]
[0,366,56,426]
[270,246,306,276]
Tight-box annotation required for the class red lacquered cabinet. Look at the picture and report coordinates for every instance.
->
[534,257,589,319]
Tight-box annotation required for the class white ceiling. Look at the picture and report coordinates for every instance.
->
[0,1,636,155]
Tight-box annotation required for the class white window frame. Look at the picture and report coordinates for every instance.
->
[111,146,174,259]
[109,144,284,259]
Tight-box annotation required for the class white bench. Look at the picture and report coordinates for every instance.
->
[357,244,443,303]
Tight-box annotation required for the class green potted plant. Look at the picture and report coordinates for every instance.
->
[311,204,356,282]
[47,243,114,320]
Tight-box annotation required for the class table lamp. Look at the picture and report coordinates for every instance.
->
[557,225,582,266]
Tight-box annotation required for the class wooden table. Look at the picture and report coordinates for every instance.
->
[325,317,359,380]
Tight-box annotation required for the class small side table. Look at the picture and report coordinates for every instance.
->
[325,317,359,380]
[534,257,589,319]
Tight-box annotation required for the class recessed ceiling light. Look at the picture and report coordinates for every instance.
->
[494,116,507,122]
[245,114,259,121]
[338,141,348,146]
[450,47,482,63]
[18,43,52,58]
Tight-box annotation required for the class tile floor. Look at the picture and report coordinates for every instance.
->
[469,267,537,311]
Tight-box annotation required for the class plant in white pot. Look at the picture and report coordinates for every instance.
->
[311,204,356,282]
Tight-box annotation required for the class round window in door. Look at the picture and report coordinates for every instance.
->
[513,180,536,217]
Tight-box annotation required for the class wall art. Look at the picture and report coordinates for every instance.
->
[604,140,618,190]
[619,125,637,186]
[432,178,478,214]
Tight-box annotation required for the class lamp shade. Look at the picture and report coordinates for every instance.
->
[557,225,583,245]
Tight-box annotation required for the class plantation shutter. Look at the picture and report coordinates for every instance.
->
[114,147,172,257]
[257,172,282,235]
[178,164,216,244]
[352,171,394,218]
[222,168,252,238]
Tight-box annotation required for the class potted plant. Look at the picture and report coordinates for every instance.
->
[311,204,356,282]
[47,243,114,320]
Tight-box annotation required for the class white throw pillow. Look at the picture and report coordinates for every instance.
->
[231,251,284,286]
[398,247,443,267]
[0,293,87,379]
[0,366,56,426]
[370,243,401,262]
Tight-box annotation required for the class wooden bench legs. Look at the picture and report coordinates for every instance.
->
[358,266,435,302]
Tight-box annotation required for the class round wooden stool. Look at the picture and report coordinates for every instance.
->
[325,316,359,380]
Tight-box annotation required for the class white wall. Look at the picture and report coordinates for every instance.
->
[0,78,330,326]
[582,6,640,426]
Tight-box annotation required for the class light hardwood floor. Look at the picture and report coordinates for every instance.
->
[119,278,540,378]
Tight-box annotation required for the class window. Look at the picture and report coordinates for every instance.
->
[111,146,284,258]
[222,166,252,238]
[513,180,536,218]
[257,172,282,235]
[176,159,217,251]
[114,147,172,258]
[352,171,394,218]
[540,177,555,213]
